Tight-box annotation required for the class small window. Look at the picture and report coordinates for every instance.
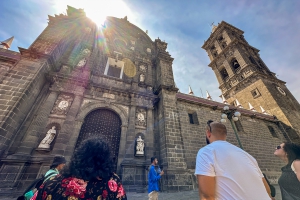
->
[251,88,261,98]
[188,114,194,124]
[268,126,278,138]
[234,120,244,132]
[104,57,124,79]
[188,112,199,125]
[107,65,121,77]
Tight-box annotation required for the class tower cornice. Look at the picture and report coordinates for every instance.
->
[202,21,244,49]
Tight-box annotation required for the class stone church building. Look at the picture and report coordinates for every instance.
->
[1,6,300,196]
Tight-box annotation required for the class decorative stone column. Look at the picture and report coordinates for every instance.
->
[52,94,83,155]
[16,90,59,155]
[124,104,136,158]
[145,107,154,160]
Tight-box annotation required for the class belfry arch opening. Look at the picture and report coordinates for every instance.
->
[220,67,229,80]
[231,58,240,71]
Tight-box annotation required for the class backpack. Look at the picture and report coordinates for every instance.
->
[17,172,57,200]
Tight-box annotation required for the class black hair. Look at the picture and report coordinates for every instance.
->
[62,137,113,181]
[283,142,300,164]
[151,157,157,163]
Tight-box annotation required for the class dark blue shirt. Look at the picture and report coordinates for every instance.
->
[148,165,161,193]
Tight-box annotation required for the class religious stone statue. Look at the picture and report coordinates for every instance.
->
[139,74,145,83]
[135,136,144,156]
[38,126,57,149]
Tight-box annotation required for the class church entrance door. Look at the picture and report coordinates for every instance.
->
[76,109,122,171]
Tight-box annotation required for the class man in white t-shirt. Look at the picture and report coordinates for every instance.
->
[195,120,272,200]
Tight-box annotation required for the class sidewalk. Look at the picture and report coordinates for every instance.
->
[127,184,282,200]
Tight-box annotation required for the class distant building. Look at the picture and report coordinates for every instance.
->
[0,6,299,197]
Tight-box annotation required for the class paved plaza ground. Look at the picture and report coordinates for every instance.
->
[2,184,282,200]
[126,184,282,200]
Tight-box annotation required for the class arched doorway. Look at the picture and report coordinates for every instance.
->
[76,109,122,171]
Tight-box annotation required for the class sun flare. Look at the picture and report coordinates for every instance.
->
[53,0,133,26]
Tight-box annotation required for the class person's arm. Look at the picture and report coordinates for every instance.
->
[195,148,216,200]
[197,175,216,200]
[292,160,300,181]
[262,177,272,199]
[149,166,161,182]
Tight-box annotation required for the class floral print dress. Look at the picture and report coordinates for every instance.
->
[31,173,127,200]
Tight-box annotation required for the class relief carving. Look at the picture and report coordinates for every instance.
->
[139,65,147,72]
[51,95,73,115]
[103,93,115,99]
[136,108,147,127]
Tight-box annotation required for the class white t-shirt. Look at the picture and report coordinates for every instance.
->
[195,141,270,200]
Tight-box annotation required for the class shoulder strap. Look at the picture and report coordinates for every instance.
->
[43,171,58,181]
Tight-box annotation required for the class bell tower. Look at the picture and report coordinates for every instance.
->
[202,21,300,140]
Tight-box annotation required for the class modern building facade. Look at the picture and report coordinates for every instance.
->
[0,6,299,197]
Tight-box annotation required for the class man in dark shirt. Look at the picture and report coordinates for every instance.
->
[148,157,164,200]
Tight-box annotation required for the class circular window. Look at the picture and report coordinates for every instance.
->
[276,86,286,96]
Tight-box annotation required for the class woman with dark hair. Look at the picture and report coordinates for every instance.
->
[32,137,127,200]
[274,142,300,199]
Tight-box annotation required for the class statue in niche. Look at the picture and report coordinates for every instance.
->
[139,73,145,83]
[135,136,144,156]
[38,126,57,149]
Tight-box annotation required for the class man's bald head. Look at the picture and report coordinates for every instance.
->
[209,122,227,137]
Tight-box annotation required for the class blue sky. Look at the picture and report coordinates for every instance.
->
[1,0,300,104]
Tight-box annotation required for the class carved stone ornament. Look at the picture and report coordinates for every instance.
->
[77,58,87,67]
[139,74,145,83]
[139,65,147,72]
[135,136,144,156]
[51,95,73,115]
[37,126,56,150]
[136,108,147,126]
[276,86,286,96]
[82,48,91,55]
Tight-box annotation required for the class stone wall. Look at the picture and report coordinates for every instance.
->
[176,98,286,181]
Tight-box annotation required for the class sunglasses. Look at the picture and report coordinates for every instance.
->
[276,145,283,150]
[207,120,213,132]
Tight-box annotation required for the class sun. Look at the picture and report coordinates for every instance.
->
[53,0,133,26]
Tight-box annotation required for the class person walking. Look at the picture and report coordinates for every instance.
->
[274,142,300,199]
[148,157,164,200]
[195,120,272,200]
[31,137,127,199]
[20,155,66,200]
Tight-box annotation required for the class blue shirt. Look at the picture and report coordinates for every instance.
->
[148,165,161,193]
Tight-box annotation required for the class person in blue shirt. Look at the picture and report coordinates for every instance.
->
[148,157,164,200]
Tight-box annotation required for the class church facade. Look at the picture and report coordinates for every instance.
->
[0,6,300,196]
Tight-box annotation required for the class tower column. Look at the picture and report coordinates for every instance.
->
[52,92,84,155]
